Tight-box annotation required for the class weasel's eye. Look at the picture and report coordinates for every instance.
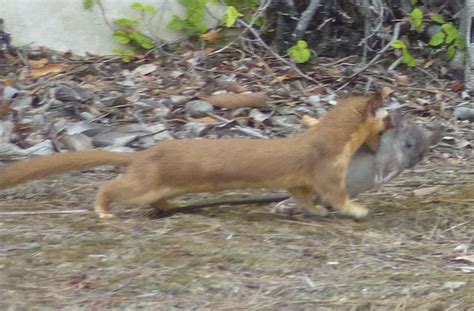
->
[405,141,413,148]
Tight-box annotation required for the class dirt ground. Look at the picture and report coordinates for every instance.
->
[0,159,473,310]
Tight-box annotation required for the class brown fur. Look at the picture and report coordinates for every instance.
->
[0,92,389,219]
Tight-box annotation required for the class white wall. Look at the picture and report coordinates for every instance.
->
[0,0,225,55]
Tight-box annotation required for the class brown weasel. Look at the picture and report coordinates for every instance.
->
[0,91,390,219]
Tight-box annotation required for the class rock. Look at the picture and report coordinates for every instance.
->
[185,100,214,118]
[2,86,19,99]
[308,95,321,106]
[413,186,439,197]
[453,107,474,122]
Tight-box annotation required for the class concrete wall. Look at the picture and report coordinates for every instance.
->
[0,0,225,55]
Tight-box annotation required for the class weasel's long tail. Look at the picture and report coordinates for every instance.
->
[0,151,136,189]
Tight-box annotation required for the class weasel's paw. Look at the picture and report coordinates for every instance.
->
[98,212,115,219]
[343,202,369,219]
[313,205,329,217]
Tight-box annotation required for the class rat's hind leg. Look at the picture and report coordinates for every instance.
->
[95,175,160,218]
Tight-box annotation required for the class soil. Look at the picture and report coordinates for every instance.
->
[0,46,473,310]
[0,161,473,310]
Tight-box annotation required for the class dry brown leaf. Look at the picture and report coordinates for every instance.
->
[187,116,219,125]
[382,86,394,98]
[301,115,320,128]
[31,63,66,78]
[29,58,48,69]
[0,78,15,87]
[397,75,410,86]
[202,92,268,109]
[200,30,221,44]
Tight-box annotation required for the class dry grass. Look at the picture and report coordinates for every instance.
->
[0,162,473,310]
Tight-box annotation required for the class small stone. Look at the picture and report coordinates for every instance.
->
[453,107,474,122]
[170,95,189,105]
[2,86,19,99]
[185,100,214,118]
[308,95,321,106]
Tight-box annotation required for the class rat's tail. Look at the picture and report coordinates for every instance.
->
[0,151,135,189]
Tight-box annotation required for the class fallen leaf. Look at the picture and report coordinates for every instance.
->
[31,63,66,78]
[442,281,465,292]
[132,63,157,76]
[200,29,221,44]
[28,58,48,69]
[382,86,394,98]
[301,115,320,128]
[454,255,474,264]
[202,92,268,109]
[397,75,410,86]
[448,82,464,92]
[187,116,219,125]
[413,186,439,197]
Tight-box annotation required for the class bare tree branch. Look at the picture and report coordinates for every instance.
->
[294,0,322,41]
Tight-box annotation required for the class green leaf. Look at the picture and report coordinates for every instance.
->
[410,8,424,33]
[143,5,157,14]
[288,40,311,64]
[225,6,243,27]
[454,35,466,49]
[130,32,154,49]
[442,23,458,44]
[113,32,131,44]
[112,49,135,63]
[83,0,95,10]
[429,31,445,47]
[168,17,185,30]
[402,49,416,67]
[431,15,445,24]
[447,44,456,60]
[410,0,419,4]
[131,2,144,11]
[391,40,406,49]
[116,18,138,28]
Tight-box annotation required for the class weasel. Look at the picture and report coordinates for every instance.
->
[153,116,442,218]
[0,92,390,219]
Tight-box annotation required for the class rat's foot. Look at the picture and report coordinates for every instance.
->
[272,199,300,217]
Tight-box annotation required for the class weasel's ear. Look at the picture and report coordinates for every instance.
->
[367,90,384,116]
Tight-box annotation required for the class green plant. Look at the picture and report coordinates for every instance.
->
[83,0,95,10]
[288,40,311,64]
[168,0,209,34]
[169,0,255,35]
[112,2,157,62]
[395,3,466,66]
[409,8,424,33]
[428,17,466,60]
[391,40,417,67]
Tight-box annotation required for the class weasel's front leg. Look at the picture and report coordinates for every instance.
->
[288,187,329,217]
[317,183,369,219]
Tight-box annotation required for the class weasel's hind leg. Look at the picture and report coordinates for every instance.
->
[95,176,160,218]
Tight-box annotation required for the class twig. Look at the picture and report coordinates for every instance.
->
[149,195,289,219]
[0,209,90,215]
[336,22,402,92]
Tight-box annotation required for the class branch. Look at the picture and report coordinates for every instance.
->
[294,0,322,41]
[336,22,402,91]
